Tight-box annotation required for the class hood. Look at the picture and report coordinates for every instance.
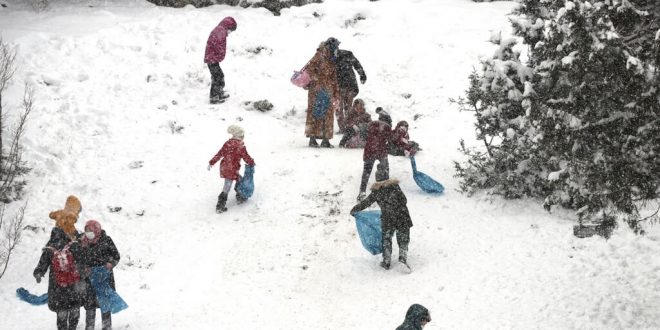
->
[403,304,430,329]
[219,16,237,31]
[371,178,399,191]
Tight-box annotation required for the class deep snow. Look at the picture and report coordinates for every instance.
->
[1,0,659,329]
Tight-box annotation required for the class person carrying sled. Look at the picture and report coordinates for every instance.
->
[204,16,237,104]
[34,195,85,330]
[350,168,413,270]
[305,38,341,148]
[388,120,421,157]
[332,38,367,133]
[396,304,432,330]
[357,107,392,201]
[339,98,371,148]
[208,125,256,213]
[80,220,120,330]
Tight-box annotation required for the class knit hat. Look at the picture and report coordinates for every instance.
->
[375,167,389,182]
[375,107,392,126]
[227,125,245,139]
[49,195,82,238]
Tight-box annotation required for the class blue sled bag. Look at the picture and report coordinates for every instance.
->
[236,165,255,199]
[353,210,383,255]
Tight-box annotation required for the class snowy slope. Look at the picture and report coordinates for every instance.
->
[1,0,660,329]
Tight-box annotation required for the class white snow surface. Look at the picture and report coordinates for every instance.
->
[1,0,660,329]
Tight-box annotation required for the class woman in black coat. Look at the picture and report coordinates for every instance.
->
[34,226,85,330]
[350,169,413,270]
[80,220,120,330]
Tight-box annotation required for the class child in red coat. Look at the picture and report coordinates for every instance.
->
[357,107,392,201]
[208,125,255,213]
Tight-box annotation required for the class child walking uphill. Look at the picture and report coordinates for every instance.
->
[208,125,255,213]
[357,107,392,201]
[350,168,413,270]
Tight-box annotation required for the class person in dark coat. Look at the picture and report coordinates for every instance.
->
[339,98,371,148]
[388,120,421,156]
[33,196,85,330]
[396,304,432,330]
[80,220,120,330]
[357,107,392,201]
[204,16,237,104]
[329,38,367,132]
[208,124,256,213]
[350,168,412,269]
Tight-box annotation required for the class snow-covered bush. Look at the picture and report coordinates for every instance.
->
[455,0,660,232]
[147,0,321,15]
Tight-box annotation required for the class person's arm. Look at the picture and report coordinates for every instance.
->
[350,192,377,215]
[241,145,256,166]
[351,53,367,84]
[33,247,51,282]
[209,143,227,166]
[106,236,121,268]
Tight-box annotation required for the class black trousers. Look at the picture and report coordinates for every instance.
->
[56,308,80,330]
[207,63,225,99]
[359,158,389,193]
[382,226,410,264]
[85,308,112,330]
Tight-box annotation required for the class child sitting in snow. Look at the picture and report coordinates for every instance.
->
[388,120,421,157]
[208,125,256,213]
[339,98,371,148]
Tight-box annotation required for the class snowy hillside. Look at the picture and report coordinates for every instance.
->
[1,0,660,329]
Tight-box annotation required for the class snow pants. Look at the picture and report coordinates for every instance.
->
[382,226,410,264]
[207,63,225,100]
[359,158,389,193]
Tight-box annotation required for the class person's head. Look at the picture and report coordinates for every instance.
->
[49,195,82,238]
[396,120,409,132]
[84,220,102,243]
[375,107,392,126]
[403,304,431,329]
[220,16,237,33]
[227,125,245,140]
[352,98,365,114]
[375,167,389,182]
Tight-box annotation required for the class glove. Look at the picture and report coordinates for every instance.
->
[34,274,42,284]
[207,164,212,171]
[105,262,113,270]
[404,150,411,157]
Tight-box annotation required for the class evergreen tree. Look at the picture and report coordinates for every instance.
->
[456,0,660,232]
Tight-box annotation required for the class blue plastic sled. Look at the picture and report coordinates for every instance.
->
[236,165,255,199]
[16,287,48,306]
[312,88,331,119]
[89,267,128,314]
[353,210,383,255]
[411,157,444,194]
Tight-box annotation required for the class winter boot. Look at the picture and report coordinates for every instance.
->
[380,261,390,270]
[216,192,228,213]
[309,137,319,148]
[236,192,247,205]
[399,248,408,265]
[320,139,334,148]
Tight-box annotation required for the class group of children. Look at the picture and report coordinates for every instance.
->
[34,195,120,330]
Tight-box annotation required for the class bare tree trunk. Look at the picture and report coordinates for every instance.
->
[0,203,26,280]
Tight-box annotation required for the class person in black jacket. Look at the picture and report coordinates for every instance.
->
[34,196,85,330]
[396,304,432,330]
[350,168,412,270]
[326,38,367,133]
[80,220,120,330]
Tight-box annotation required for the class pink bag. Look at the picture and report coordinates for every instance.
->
[291,68,311,89]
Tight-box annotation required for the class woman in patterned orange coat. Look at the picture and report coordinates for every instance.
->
[305,38,341,148]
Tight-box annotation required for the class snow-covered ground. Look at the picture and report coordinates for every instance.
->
[1,0,660,329]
